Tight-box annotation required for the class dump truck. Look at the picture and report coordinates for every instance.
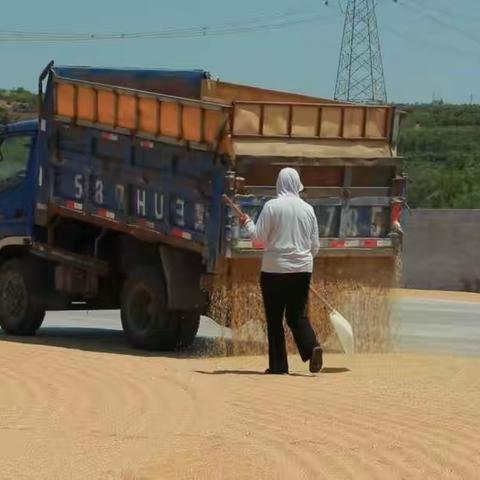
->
[0,62,405,350]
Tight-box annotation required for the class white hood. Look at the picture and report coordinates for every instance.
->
[276,167,304,197]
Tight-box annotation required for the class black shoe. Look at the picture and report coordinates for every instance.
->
[265,368,288,375]
[309,347,323,373]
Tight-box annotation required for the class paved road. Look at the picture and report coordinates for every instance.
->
[3,296,479,357]
[393,296,480,356]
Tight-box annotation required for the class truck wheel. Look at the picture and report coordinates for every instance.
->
[121,266,176,350]
[174,311,201,349]
[0,258,46,335]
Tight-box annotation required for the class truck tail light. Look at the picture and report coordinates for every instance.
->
[391,200,403,233]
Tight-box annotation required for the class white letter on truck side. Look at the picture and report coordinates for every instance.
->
[194,203,205,231]
[154,193,164,220]
[137,189,146,217]
[95,179,104,205]
[175,198,185,226]
[115,185,125,211]
[74,174,83,200]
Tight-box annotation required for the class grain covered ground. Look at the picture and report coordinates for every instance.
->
[0,336,479,479]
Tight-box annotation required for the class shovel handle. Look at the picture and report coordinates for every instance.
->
[222,194,245,218]
[309,285,335,313]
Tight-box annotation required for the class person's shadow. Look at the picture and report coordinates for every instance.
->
[195,367,350,376]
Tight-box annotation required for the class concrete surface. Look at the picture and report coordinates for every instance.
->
[393,297,480,356]
[403,209,480,292]
[5,295,477,357]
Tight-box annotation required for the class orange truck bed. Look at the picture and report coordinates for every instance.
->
[53,72,400,162]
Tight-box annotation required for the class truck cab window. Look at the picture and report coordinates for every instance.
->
[0,136,31,182]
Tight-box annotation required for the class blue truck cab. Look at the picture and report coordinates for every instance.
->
[0,120,39,238]
[0,63,405,350]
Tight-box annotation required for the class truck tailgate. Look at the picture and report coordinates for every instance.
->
[229,195,395,254]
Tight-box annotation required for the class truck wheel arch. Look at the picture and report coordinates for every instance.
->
[117,236,204,311]
[0,237,33,265]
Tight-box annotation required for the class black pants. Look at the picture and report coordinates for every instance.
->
[260,272,320,373]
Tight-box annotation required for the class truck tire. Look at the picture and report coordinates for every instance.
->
[174,311,201,349]
[120,266,176,350]
[0,258,46,335]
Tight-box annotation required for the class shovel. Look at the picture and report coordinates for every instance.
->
[309,286,354,355]
[222,194,244,218]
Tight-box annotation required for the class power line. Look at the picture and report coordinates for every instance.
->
[0,6,312,37]
[383,18,479,59]
[0,8,340,43]
[398,0,480,48]
[403,0,480,25]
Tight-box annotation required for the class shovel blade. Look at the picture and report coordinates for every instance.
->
[329,310,354,355]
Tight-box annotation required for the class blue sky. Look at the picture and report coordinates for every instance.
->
[0,0,479,103]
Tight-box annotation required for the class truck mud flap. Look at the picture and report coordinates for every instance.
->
[158,246,202,311]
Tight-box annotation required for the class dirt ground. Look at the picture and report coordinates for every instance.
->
[1,337,479,480]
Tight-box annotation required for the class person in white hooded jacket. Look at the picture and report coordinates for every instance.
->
[241,167,323,374]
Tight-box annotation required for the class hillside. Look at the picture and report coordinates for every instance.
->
[398,104,480,209]
[0,88,37,123]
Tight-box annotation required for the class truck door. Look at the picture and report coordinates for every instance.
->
[0,132,35,237]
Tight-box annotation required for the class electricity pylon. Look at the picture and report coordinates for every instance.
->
[334,0,387,103]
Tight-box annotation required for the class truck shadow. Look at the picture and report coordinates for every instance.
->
[0,327,258,359]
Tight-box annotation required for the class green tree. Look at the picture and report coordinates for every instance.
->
[398,104,480,208]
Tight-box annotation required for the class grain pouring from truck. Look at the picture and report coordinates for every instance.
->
[0,62,406,351]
